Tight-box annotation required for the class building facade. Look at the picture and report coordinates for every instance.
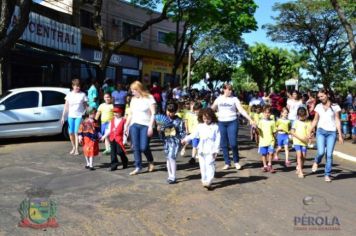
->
[2,0,184,93]
[79,0,184,87]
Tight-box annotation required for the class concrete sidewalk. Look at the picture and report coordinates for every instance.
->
[334,140,356,163]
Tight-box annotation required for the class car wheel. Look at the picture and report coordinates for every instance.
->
[62,122,69,140]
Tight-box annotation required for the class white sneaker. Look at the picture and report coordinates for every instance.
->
[129,168,141,176]
[235,163,242,170]
[222,164,230,170]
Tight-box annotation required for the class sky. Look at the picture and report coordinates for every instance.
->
[242,0,294,50]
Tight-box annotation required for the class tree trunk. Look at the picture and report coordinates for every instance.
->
[0,57,4,94]
[0,0,31,58]
[330,0,356,73]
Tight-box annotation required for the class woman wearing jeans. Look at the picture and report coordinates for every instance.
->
[125,81,156,175]
[309,89,343,182]
[211,84,254,170]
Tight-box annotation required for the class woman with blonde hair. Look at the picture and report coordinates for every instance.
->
[124,81,156,175]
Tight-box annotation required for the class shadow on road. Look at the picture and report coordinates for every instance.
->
[0,135,65,145]
[211,176,268,190]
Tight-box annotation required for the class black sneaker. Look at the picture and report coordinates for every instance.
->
[85,165,90,169]
[90,167,95,171]
[167,179,177,184]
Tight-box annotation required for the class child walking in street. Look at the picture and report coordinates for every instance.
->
[340,108,349,140]
[182,108,220,190]
[257,106,276,173]
[78,108,101,170]
[95,92,114,155]
[158,102,186,184]
[274,107,291,166]
[101,107,129,171]
[183,102,202,164]
[291,107,311,178]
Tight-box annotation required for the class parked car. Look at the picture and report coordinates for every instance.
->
[0,87,70,139]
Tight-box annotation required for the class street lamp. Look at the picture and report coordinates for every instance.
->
[187,46,193,88]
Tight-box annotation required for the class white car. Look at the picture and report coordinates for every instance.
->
[0,87,70,139]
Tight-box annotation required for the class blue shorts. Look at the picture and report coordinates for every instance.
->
[352,126,356,135]
[277,133,289,147]
[189,138,200,148]
[101,122,109,135]
[294,145,307,154]
[68,117,82,134]
[258,145,274,156]
[342,123,349,135]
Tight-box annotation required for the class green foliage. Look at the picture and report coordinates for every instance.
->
[190,55,233,90]
[264,0,354,90]
[231,66,258,92]
[241,43,303,92]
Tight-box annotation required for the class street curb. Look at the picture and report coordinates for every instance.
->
[333,151,356,163]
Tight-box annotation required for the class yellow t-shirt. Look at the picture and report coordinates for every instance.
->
[98,103,113,123]
[186,112,199,134]
[253,113,261,123]
[176,109,188,119]
[276,118,291,133]
[292,120,311,146]
[257,119,276,147]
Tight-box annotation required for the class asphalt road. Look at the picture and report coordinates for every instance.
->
[0,126,356,236]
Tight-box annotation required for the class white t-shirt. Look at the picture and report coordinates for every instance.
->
[249,97,263,106]
[65,91,88,118]
[287,99,303,120]
[129,95,156,126]
[215,95,241,122]
[314,103,341,131]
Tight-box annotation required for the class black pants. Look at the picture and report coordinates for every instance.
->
[110,141,128,168]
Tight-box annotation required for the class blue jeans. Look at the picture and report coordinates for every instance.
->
[129,123,154,169]
[218,119,239,165]
[314,128,337,177]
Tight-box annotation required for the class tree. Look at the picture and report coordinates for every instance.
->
[264,0,353,90]
[0,0,31,93]
[90,0,174,80]
[330,0,356,73]
[0,0,31,58]
[231,66,258,92]
[190,55,233,91]
[241,43,303,92]
[165,0,257,83]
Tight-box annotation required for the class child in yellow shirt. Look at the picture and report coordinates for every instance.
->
[291,107,311,178]
[274,107,291,166]
[257,106,276,173]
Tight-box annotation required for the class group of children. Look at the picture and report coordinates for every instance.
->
[250,104,311,178]
[340,107,356,144]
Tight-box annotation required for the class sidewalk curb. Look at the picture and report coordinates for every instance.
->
[333,150,356,163]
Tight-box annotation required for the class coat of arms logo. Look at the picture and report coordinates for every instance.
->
[18,187,58,229]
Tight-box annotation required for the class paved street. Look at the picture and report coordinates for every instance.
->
[1,125,356,236]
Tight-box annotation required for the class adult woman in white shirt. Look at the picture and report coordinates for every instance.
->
[309,89,343,182]
[211,84,254,170]
[61,79,88,155]
[124,81,156,175]
[287,90,303,126]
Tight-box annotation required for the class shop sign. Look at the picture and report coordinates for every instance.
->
[9,6,81,54]
[123,68,140,76]
[93,50,139,68]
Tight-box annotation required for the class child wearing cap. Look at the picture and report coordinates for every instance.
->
[78,108,101,170]
[101,106,128,171]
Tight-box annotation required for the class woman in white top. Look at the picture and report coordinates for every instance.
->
[124,81,156,175]
[61,79,88,155]
[287,90,303,126]
[211,84,254,170]
[309,89,343,182]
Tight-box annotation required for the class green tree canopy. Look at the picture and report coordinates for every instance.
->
[264,0,354,90]
[241,43,304,92]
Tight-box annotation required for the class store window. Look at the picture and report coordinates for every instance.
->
[164,73,174,86]
[122,22,141,41]
[105,67,116,80]
[80,64,97,83]
[80,10,94,29]
[151,71,161,85]
[158,31,168,44]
